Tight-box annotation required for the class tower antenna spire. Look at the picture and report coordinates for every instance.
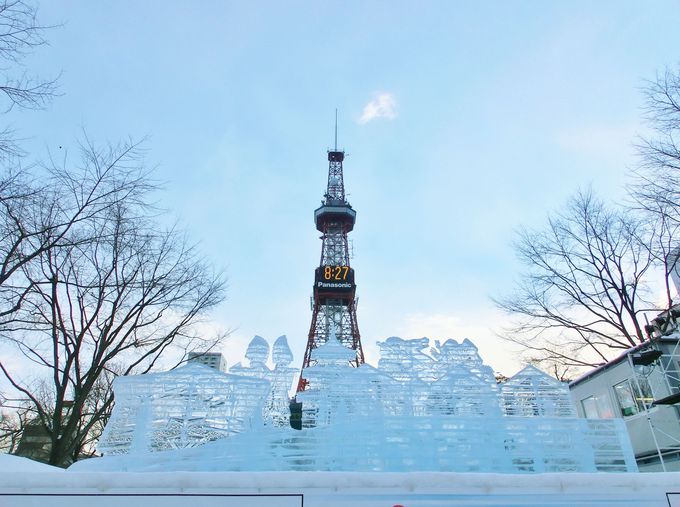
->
[334,108,338,151]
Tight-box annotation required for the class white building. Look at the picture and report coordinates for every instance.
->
[187,351,227,372]
[569,321,680,472]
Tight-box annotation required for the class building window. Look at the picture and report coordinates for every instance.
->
[580,394,613,419]
[613,377,653,417]
[581,396,599,418]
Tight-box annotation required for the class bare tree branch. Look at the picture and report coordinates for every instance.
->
[0,0,61,156]
[629,65,680,313]
[494,190,656,370]
[0,139,228,466]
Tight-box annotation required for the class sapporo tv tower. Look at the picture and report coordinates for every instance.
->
[291,116,365,425]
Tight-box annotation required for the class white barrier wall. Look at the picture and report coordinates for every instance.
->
[1,472,679,507]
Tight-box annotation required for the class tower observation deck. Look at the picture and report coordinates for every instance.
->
[295,148,365,395]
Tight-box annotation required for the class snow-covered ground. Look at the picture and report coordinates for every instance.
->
[0,454,63,472]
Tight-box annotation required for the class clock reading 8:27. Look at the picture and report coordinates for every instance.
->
[323,265,350,280]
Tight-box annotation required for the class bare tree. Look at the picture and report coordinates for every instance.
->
[494,190,656,369]
[0,140,227,466]
[69,366,118,461]
[0,139,151,330]
[630,66,680,310]
[497,67,680,374]
[634,67,680,216]
[0,382,45,454]
[0,0,60,156]
[0,409,24,453]
[0,388,45,455]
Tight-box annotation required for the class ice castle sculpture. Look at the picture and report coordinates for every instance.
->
[97,336,297,455]
[97,364,270,455]
[93,335,637,473]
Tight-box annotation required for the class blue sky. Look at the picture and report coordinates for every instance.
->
[7,1,680,375]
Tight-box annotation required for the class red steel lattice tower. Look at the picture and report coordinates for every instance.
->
[295,146,365,393]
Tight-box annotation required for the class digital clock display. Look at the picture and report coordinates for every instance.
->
[314,265,355,293]
[322,265,350,281]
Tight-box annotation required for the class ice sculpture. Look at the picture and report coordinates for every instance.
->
[97,363,270,455]
[229,335,297,426]
[267,336,299,426]
[229,335,270,377]
[502,365,576,417]
[93,335,637,473]
[377,337,501,417]
[378,336,436,383]
[297,329,385,426]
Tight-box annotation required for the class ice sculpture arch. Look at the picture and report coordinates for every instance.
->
[94,336,637,473]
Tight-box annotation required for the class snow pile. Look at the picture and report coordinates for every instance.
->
[0,454,63,472]
[85,335,637,473]
[4,470,680,507]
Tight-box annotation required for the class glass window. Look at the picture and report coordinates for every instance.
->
[613,377,653,417]
[614,381,638,416]
[580,394,614,419]
[581,396,599,418]
[635,373,654,407]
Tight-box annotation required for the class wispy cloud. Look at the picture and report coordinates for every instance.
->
[358,92,398,124]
